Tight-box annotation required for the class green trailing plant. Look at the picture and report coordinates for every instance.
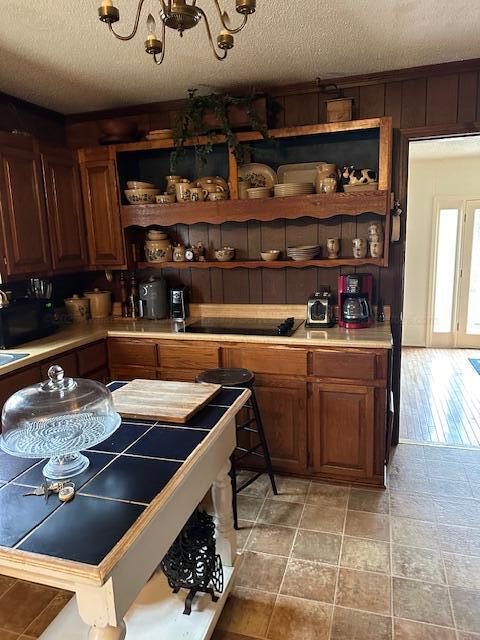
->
[170,89,271,172]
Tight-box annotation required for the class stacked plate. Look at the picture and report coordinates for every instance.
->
[287,245,320,261]
[274,182,314,197]
[247,187,272,199]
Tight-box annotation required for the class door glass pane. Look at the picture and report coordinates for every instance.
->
[466,209,480,334]
[433,209,459,333]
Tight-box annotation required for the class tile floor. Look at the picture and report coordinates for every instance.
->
[1,443,479,639]
[213,443,480,640]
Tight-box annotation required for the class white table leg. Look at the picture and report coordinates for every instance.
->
[88,622,126,640]
[211,460,237,567]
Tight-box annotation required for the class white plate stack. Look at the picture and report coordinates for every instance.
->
[247,187,272,199]
[287,245,321,261]
[274,183,314,198]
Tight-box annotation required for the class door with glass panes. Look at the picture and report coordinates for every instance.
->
[429,199,480,347]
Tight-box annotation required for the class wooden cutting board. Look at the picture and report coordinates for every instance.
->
[111,379,221,424]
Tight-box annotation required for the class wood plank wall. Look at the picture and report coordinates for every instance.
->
[65,61,480,310]
[0,92,65,145]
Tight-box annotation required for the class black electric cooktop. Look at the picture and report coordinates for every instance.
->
[182,317,304,337]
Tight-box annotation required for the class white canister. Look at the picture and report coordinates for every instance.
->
[64,295,90,323]
[84,288,112,319]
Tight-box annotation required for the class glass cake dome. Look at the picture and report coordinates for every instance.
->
[0,365,121,479]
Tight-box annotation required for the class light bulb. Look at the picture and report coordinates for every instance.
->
[147,13,156,37]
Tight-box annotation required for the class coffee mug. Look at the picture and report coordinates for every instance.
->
[369,241,383,258]
[319,177,337,194]
[175,181,191,203]
[190,187,208,202]
[327,237,340,258]
[352,238,367,259]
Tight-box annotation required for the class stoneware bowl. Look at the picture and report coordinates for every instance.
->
[261,250,280,261]
[124,189,160,204]
[127,180,156,190]
[156,193,176,204]
[214,247,235,261]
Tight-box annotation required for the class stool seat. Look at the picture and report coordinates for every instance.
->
[196,367,254,388]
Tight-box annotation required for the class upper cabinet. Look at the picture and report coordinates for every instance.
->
[78,148,126,267]
[0,134,52,277]
[41,147,88,272]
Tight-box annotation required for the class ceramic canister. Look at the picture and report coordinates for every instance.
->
[352,238,368,259]
[84,288,112,319]
[64,294,90,322]
[327,238,340,258]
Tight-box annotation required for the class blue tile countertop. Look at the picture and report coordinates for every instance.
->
[0,382,245,566]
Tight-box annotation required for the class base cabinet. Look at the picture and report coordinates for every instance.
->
[251,375,308,474]
[106,337,389,484]
[308,382,376,481]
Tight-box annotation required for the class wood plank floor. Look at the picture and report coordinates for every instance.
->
[401,347,480,447]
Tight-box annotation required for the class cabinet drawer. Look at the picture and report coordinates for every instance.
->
[108,339,157,368]
[223,347,307,376]
[157,368,202,382]
[158,342,219,371]
[41,352,78,379]
[110,365,156,381]
[310,349,377,381]
[78,340,108,375]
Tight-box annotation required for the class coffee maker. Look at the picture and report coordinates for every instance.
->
[338,274,372,329]
[306,287,336,328]
[170,285,189,322]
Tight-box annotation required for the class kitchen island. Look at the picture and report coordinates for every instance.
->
[0,304,392,486]
[0,382,249,639]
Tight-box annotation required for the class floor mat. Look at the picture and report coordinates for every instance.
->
[469,358,480,374]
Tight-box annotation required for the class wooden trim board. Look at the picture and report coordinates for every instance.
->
[111,379,221,423]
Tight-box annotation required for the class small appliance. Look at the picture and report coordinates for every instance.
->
[338,274,372,329]
[140,277,168,320]
[0,298,56,348]
[305,288,335,328]
[170,285,189,322]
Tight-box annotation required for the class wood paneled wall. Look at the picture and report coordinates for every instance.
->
[66,60,480,310]
[0,92,65,146]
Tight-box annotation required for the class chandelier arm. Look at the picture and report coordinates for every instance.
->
[153,20,167,65]
[107,0,151,41]
[213,0,248,34]
[196,7,228,60]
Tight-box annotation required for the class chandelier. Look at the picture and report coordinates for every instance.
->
[98,0,256,65]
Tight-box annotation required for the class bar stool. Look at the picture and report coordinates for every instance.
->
[196,368,278,528]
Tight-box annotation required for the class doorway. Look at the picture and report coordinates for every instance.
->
[429,199,480,347]
[401,136,480,447]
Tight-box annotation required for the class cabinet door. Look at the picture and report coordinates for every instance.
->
[250,374,308,474]
[309,382,375,480]
[0,366,43,413]
[0,145,51,276]
[79,160,125,266]
[42,149,87,271]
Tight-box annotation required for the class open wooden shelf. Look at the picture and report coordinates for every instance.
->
[121,191,390,228]
[136,257,386,270]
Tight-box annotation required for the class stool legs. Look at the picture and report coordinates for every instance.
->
[250,389,278,496]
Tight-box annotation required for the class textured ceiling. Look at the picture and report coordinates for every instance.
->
[1,1,480,114]
[410,136,480,160]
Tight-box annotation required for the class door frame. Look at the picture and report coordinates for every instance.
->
[394,123,480,445]
[457,200,480,347]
